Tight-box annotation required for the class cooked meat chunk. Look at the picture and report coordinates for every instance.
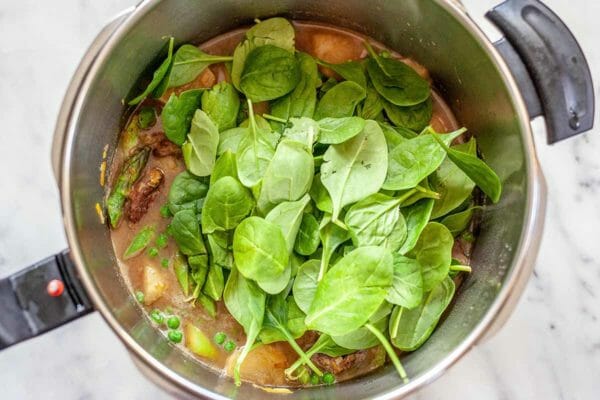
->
[312,350,370,375]
[138,130,182,158]
[126,167,164,223]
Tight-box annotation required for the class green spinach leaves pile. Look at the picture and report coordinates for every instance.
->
[117,17,502,387]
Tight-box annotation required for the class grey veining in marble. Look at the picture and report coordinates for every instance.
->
[0,0,598,399]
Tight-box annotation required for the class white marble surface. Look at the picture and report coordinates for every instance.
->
[0,0,598,399]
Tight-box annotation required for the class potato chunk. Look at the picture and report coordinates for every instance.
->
[143,265,167,305]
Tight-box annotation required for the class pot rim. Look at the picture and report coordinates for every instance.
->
[55,0,547,398]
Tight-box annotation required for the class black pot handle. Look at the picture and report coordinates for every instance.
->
[0,249,93,350]
[486,0,595,144]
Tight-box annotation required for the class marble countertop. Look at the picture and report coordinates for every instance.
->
[0,0,598,399]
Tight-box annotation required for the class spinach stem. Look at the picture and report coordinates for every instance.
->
[174,56,234,66]
[397,188,418,205]
[415,185,440,199]
[390,307,403,339]
[281,328,323,377]
[234,324,259,386]
[262,113,288,124]
[318,249,333,282]
[365,323,408,383]
[449,264,472,273]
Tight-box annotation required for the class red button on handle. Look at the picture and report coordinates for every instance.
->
[47,279,64,297]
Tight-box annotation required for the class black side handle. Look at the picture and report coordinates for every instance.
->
[0,249,93,350]
[486,0,595,144]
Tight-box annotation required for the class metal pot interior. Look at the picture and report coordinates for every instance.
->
[61,0,539,398]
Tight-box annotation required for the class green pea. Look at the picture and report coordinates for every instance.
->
[135,291,144,303]
[161,258,169,268]
[168,330,183,343]
[214,332,226,345]
[138,106,156,129]
[167,316,180,329]
[322,372,335,385]
[309,374,320,385]
[160,205,172,218]
[156,233,169,249]
[150,309,164,324]
[148,247,159,257]
[297,368,310,385]
[224,340,236,352]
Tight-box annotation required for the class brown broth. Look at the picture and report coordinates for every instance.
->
[110,20,464,388]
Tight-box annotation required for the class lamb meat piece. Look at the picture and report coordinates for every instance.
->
[126,167,164,223]
[138,130,181,158]
[311,350,370,375]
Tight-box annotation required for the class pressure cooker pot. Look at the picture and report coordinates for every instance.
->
[0,0,594,399]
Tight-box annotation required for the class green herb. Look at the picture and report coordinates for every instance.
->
[320,120,388,224]
[182,110,220,177]
[314,81,366,119]
[169,44,233,88]
[129,37,175,105]
[161,89,203,146]
[123,225,156,259]
[202,82,240,131]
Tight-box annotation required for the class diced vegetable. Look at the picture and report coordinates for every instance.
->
[184,324,218,359]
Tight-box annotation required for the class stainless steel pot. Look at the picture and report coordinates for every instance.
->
[0,0,594,399]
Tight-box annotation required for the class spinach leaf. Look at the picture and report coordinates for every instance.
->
[233,217,289,294]
[223,268,266,386]
[123,225,156,259]
[182,110,220,176]
[107,147,150,228]
[231,17,295,90]
[169,44,233,88]
[236,101,277,187]
[161,89,203,146]
[172,252,190,297]
[331,301,391,349]
[257,140,314,214]
[379,122,407,152]
[217,127,246,156]
[265,195,311,253]
[309,173,333,213]
[390,277,455,351]
[360,85,384,120]
[240,45,300,102]
[292,259,320,314]
[383,128,465,191]
[314,81,366,119]
[364,322,408,382]
[317,60,367,89]
[382,217,410,252]
[210,150,238,185]
[344,193,406,247]
[412,222,453,292]
[441,206,480,237]
[281,117,319,148]
[201,82,240,131]
[398,199,434,255]
[171,210,207,256]
[383,97,433,132]
[271,52,320,125]
[197,293,217,318]
[284,334,353,380]
[321,120,388,224]
[201,176,254,233]
[306,246,393,336]
[259,294,322,376]
[206,231,233,270]
[129,37,174,105]
[318,215,350,281]
[317,117,366,145]
[365,43,430,107]
[189,254,209,295]
[430,139,476,219]
[294,213,320,256]
[168,171,208,214]
[386,254,423,309]
[432,133,502,203]
[203,263,224,301]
